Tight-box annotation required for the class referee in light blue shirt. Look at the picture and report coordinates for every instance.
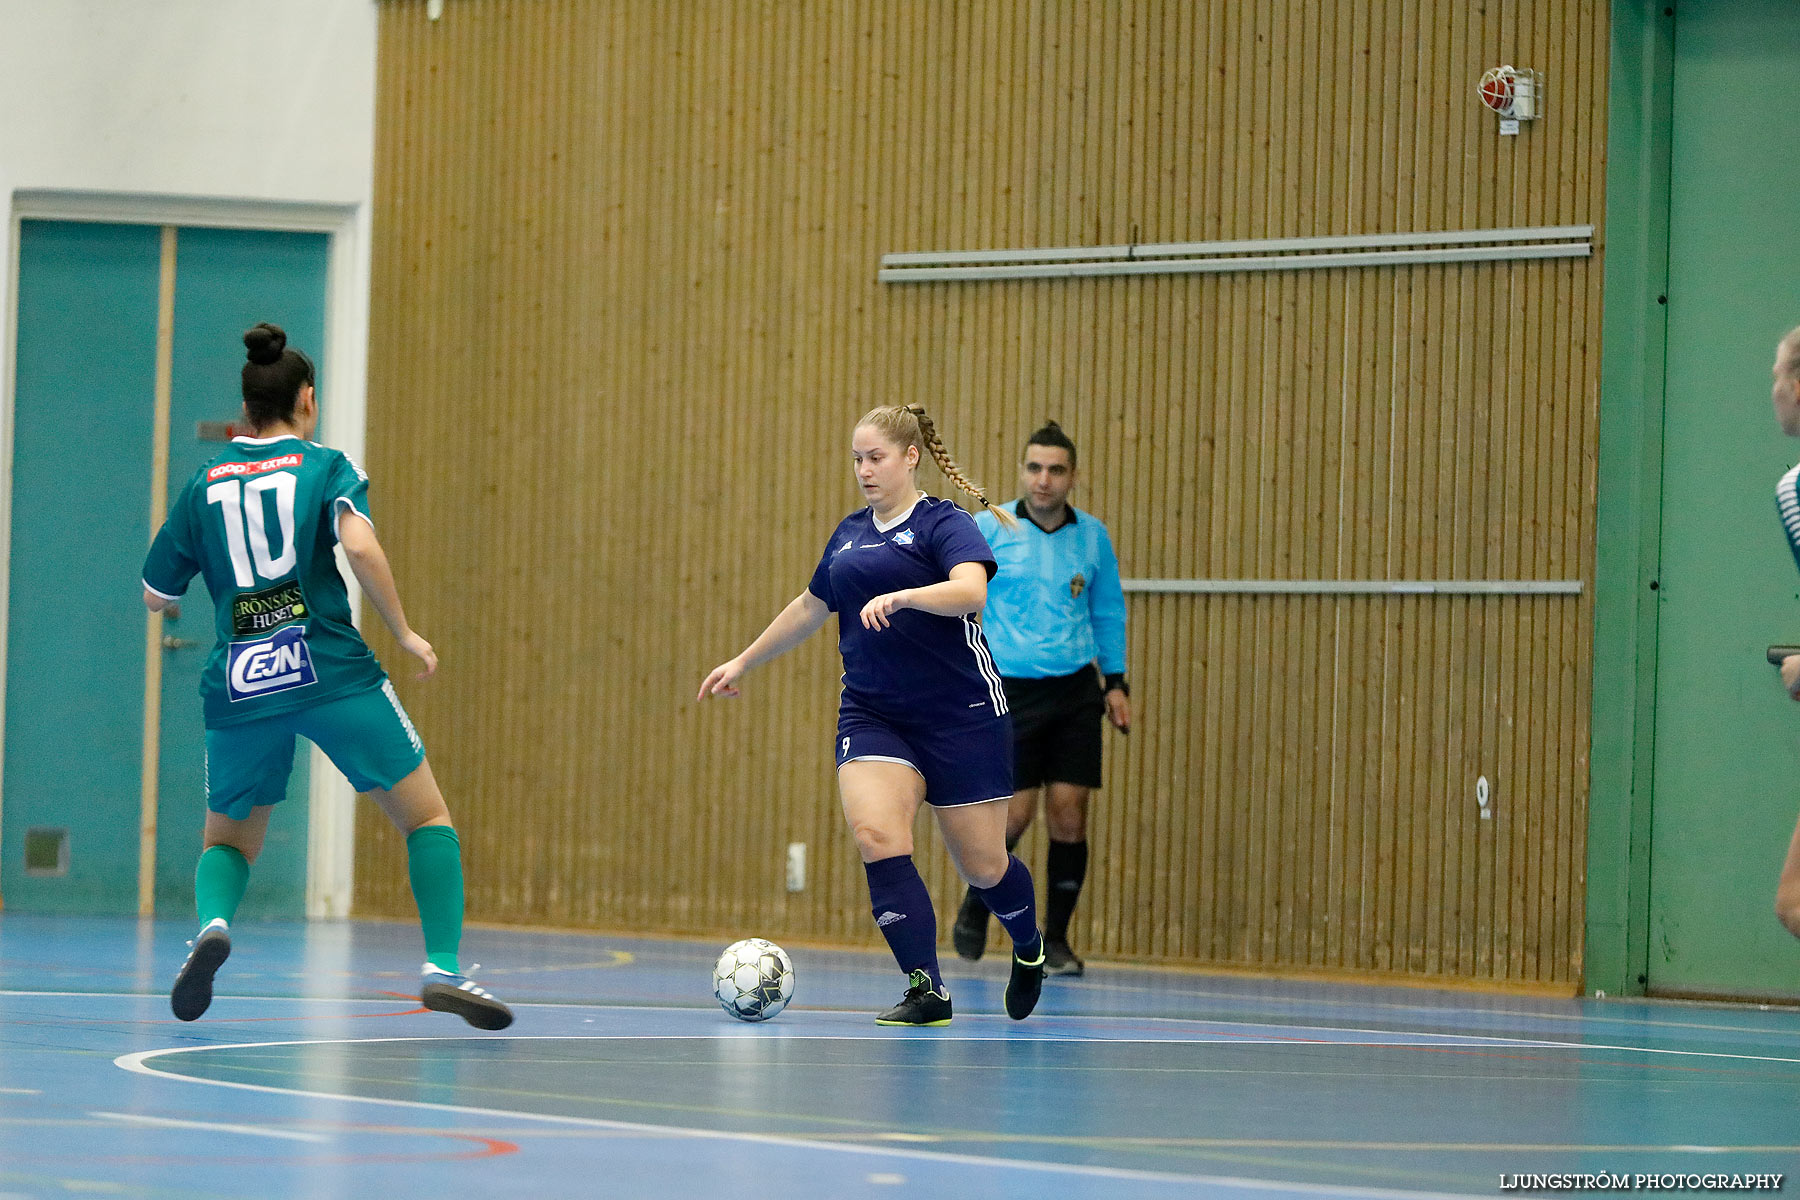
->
[951,421,1129,976]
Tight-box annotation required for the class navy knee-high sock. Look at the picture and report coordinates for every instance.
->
[974,854,1042,958]
[864,855,943,990]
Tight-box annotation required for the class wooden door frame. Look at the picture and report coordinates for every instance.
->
[1,191,368,918]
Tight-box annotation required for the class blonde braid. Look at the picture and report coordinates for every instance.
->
[905,405,1019,530]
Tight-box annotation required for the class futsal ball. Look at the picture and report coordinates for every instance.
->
[712,938,795,1022]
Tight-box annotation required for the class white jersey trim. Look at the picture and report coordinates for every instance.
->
[872,496,923,533]
[142,579,183,602]
[333,497,375,541]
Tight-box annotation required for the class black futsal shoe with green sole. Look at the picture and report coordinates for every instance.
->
[170,921,232,1022]
[1005,937,1046,1020]
[951,890,990,961]
[875,969,953,1026]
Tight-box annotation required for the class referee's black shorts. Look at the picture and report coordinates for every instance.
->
[1002,667,1106,791]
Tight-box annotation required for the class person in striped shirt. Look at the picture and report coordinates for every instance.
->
[952,421,1130,976]
[1769,325,1800,940]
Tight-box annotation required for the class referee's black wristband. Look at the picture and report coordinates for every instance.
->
[1103,673,1129,696]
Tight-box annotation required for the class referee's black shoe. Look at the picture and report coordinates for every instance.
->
[1004,936,1046,1020]
[951,889,990,961]
[876,970,953,1026]
[171,920,231,1022]
[1044,937,1086,977]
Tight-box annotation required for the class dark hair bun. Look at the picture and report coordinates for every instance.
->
[1044,419,1062,429]
[244,323,288,366]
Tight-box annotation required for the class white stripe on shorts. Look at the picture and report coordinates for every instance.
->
[381,679,423,751]
[962,615,1008,715]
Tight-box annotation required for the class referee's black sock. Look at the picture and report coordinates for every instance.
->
[1045,838,1089,943]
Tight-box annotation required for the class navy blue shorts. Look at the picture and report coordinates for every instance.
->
[834,705,1013,808]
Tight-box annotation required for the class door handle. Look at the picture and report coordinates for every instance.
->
[161,635,197,650]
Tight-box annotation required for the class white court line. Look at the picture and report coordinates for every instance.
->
[1038,978,1800,1039]
[112,1039,1484,1200]
[106,1027,1800,1063]
[92,1110,330,1143]
[6,985,1793,1063]
[12,987,1798,1044]
[0,1088,38,1095]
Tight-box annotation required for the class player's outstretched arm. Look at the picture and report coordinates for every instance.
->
[699,589,830,699]
[860,561,987,629]
[338,512,437,680]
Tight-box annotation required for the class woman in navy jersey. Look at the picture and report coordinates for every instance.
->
[699,405,1047,1025]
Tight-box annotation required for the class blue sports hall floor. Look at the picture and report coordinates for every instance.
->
[0,914,1795,1199]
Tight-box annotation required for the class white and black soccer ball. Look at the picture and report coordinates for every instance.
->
[712,937,794,1022]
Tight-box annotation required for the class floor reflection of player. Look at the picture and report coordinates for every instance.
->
[142,323,511,1030]
[698,405,1046,1026]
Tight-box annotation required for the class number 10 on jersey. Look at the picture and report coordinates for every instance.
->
[207,472,298,587]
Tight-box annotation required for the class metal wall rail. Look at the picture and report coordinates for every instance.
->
[878,225,1593,283]
[1121,579,1585,595]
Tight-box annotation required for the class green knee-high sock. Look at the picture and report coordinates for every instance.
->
[406,824,465,974]
[195,845,250,928]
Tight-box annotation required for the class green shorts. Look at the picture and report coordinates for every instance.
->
[204,680,426,820]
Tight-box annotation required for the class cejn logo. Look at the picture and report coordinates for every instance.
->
[226,625,318,702]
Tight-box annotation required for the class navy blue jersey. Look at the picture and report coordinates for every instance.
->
[807,496,1007,722]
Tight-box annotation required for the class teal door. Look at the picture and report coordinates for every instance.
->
[4,219,328,917]
[156,227,329,917]
[1649,0,1800,997]
[4,221,163,912]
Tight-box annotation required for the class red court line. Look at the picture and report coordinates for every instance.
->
[43,1132,519,1167]
[22,1005,431,1027]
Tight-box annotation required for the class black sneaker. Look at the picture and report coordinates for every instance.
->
[1004,938,1046,1020]
[170,921,232,1022]
[951,890,990,961]
[421,966,515,1030]
[1044,937,1086,977]
[875,969,953,1026]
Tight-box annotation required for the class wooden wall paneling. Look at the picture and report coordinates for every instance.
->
[366,0,1605,987]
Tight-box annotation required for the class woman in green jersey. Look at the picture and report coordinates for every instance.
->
[142,323,511,1030]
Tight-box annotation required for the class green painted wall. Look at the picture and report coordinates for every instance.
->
[1592,0,1800,998]
[1646,0,1800,998]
